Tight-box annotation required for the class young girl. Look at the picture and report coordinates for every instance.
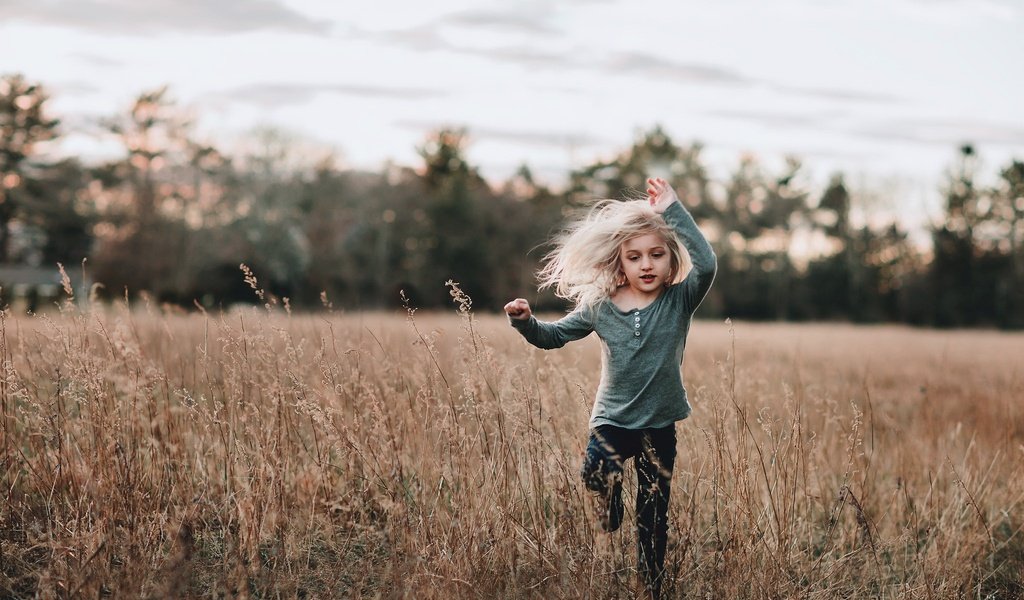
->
[504,177,716,597]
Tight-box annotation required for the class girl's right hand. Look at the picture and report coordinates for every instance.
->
[646,177,680,214]
[504,298,532,320]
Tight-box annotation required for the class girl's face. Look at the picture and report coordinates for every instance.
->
[618,233,673,297]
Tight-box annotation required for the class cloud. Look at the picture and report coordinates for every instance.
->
[601,53,903,104]
[472,126,608,148]
[358,6,561,54]
[69,52,124,68]
[358,24,907,106]
[0,0,332,35]
[772,84,903,104]
[356,21,576,69]
[794,147,872,161]
[50,80,103,96]
[214,83,446,108]
[394,119,608,148]
[371,23,455,52]
[439,9,560,36]
[855,118,1024,146]
[705,109,828,129]
[359,9,566,60]
[603,52,753,85]
[470,46,578,69]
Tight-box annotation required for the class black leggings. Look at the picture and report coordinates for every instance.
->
[580,424,676,594]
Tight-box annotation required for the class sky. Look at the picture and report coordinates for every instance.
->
[1,0,1022,226]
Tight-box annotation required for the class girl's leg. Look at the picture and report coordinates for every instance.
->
[580,425,635,532]
[635,425,676,597]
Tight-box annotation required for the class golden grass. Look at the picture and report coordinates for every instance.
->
[1,298,1022,598]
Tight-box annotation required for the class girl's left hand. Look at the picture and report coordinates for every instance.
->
[646,177,679,214]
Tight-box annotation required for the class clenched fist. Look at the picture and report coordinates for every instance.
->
[504,298,532,320]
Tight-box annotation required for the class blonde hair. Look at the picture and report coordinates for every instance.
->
[537,199,692,310]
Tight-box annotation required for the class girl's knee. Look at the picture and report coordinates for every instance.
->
[582,426,626,492]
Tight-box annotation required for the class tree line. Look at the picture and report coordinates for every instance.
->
[2,73,1022,327]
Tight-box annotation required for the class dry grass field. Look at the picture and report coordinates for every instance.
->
[1,292,1023,598]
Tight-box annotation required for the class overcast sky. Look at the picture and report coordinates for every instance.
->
[1,0,1022,223]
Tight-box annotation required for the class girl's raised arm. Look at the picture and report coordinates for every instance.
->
[647,177,717,311]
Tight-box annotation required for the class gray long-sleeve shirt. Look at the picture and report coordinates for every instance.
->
[510,201,717,429]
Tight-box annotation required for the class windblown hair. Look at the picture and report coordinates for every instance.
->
[537,199,692,310]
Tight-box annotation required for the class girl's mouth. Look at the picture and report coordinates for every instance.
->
[640,275,656,283]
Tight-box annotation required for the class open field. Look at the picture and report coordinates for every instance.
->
[2,299,1023,598]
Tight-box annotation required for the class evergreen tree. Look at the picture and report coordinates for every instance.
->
[990,161,1024,327]
[416,128,494,307]
[0,74,62,262]
[930,145,984,326]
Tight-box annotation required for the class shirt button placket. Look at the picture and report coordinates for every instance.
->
[634,311,641,336]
